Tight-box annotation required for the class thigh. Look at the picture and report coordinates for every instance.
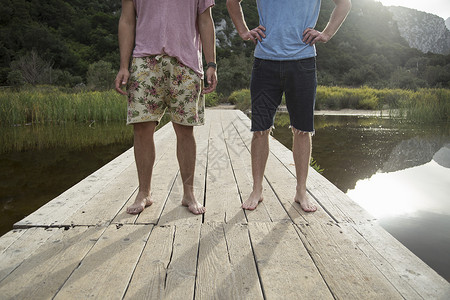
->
[284,57,317,133]
[126,56,168,125]
[250,58,283,131]
[165,56,205,126]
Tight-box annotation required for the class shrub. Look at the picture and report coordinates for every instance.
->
[205,91,220,107]
[229,89,251,111]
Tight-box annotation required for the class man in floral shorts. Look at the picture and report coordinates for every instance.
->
[114,0,217,215]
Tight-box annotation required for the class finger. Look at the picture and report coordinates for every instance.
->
[303,27,313,35]
[310,35,320,45]
[255,27,266,38]
[203,76,217,94]
[252,32,263,42]
[115,77,128,95]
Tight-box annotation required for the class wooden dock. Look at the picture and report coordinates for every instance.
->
[0,109,448,299]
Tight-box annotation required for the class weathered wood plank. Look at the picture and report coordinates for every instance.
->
[123,225,175,299]
[195,222,239,299]
[67,163,138,226]
[224,223,264,299]
[203,115,246,224]
[351,222,450,299]
[163,224,201,299]
[295,222,403,299]
[13,148,135,228]
[338,223,422,299]
[0,229,26,254]
[54,224,152,300]
[194,222,264,299]
[249,222,333,299]
[0,226,106,299]
[0,227,57,282]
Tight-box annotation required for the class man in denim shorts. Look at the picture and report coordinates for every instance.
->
[227,0,351,211]
[115,0,217,215]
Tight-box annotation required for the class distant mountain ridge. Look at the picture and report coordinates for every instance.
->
[389,6,450,55]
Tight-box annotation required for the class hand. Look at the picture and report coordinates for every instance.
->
[302,28,331,45]
[114,69,130,95]
[240,25,266,44]
[202,67,217,94]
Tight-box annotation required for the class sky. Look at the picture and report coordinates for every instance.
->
[376,0,450,20]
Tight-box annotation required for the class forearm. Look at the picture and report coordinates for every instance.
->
[226,0,249,37]
[118,22,135,70]
[118,0,136,70]
[322,0,351,40]
[198,8,216,64]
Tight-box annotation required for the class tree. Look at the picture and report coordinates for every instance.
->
[9,50,53,85]
[86,60,115,91]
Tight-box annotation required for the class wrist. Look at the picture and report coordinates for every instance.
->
[206,62,217,70]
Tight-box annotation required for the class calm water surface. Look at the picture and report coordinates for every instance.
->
[273,114,450,282]
[1,114,449,282]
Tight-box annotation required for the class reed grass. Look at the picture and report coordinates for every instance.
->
[228,86,448,123]
[316,86,449,123]
[0,86,127,125]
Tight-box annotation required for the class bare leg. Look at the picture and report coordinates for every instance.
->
[293,131,317,212]
[127,122,157,214]
[243,130,270,210]
[173,122,205,215]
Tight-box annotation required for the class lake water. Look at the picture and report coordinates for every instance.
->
[1,114,449,281]
[273,114,450,282]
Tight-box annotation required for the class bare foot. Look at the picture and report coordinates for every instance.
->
[294,192,317,212]
[242,191,263,210]
[182,198,206,215]
[127,192,153,215]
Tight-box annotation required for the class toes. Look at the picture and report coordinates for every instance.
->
[189,205,206,215]
[301,204,317,212]
[127,207,143,215]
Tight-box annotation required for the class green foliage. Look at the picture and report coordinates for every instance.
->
[0,87,127,125]
[310,158,324,174]
[398,89,450,123]
[229,89,251,111]
[0,121,133,153]
[216,53,253,96]
[205,91,221,107]
[0,0,449,92]
[86,60,116,91]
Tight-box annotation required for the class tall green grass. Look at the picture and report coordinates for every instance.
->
[229,86,449,123]
[0,86,127,125]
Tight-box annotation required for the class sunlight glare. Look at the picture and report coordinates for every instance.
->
[347,147,450,219]
[375,0,450,19]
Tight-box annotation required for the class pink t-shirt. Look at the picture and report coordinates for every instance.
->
[132,0,215,77]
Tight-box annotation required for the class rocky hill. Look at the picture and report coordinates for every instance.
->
[389,6,450,55]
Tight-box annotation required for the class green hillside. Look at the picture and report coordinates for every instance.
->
[0,0,449,94]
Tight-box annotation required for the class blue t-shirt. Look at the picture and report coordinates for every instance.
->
[254,0,321,60]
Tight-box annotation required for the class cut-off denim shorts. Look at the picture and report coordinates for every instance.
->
[250,57,317,133]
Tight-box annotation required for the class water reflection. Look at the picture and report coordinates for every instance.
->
[272,114,450,281]
[348,144,450,282]
[347,144,450,219]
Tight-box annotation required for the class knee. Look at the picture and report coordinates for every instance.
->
[173,123,194,137]
[252,129,270,140]
[134,122,156,137]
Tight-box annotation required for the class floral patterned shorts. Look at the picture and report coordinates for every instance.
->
[127,55,205,126]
